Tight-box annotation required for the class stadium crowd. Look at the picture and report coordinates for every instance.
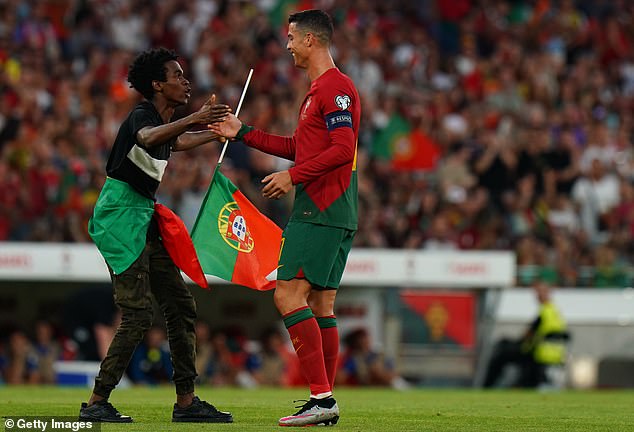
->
[0,318,405,388]
[1,0,633,287]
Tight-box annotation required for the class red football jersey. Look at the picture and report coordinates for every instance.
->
[243,67,360,229]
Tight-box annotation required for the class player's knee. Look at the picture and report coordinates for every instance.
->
[307,296,322,314]
[273,289,290,312]
[308,291,336,316]
[274,288,305,314]
[274,279,313,314]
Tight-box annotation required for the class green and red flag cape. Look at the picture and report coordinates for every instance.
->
[191,165,282,290]
[88,177,208,289]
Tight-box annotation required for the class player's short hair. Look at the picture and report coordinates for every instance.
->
[127,47,178,100]
[288,9,333,46]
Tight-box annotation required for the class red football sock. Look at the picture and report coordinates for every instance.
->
[283,307,330,396]
[317,316,339,391]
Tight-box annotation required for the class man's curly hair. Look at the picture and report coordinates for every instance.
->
[127,48,178,100]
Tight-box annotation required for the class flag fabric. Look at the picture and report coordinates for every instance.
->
[89,177,209,289]
[191,166,282,291]
[400,290,475,348]
[371,113,411,161]
[88,177,155,275]
[391,129,441,171]
[371,113,441,171]
[154,203,208,289]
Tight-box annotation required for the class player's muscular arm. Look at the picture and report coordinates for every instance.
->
[288,127,355,184]
[243,128,296,161]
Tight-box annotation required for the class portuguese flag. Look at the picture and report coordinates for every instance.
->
[191,166,282,290]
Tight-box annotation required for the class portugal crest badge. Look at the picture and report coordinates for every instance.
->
[218,202,254,252]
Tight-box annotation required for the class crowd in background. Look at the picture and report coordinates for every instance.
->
[1,0,634,287]
[0,318,403,388]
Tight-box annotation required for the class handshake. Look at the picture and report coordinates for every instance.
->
[204,69,254,144]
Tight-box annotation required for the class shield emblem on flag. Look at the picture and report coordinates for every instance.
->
[218,202,254,253]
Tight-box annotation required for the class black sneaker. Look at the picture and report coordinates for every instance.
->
[278,397,339,427]
[79,400,133,423]
[172,396,233,423]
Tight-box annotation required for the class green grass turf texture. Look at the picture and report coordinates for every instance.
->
[1,386,633,431]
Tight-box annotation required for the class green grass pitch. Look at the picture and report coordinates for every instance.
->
[1,386,633,431]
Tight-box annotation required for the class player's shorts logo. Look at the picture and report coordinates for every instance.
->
[335,94,351,110]
[218,202,254,253]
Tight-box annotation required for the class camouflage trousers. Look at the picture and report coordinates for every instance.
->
[93,234,198,398]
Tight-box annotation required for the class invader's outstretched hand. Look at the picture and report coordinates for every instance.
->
[195,94,231,125]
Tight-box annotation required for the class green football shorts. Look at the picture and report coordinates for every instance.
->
[277,221,356,290]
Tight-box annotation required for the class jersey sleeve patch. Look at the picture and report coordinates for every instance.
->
[335,94,351,110]
[325,110,353,131]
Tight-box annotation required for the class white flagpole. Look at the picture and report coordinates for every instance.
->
[217,68,254,165]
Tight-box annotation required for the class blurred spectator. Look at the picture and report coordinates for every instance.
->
[127,326,172,385]
[579,122,617,174]
[572,158,620,243]
[436,142,476,204]
[251,327,295,387]
[32,319,61,384]
[63,286,120,361]
[471,130,517,210]
[422,212,459,250]
[547,195,580,235]
[336,328,408,389]
[194,319,212,384]
[197,327,256,388]
[545,129,580,196]
[2,329,39,384]
[593,244,630,288]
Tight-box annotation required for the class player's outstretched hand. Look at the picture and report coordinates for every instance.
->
[207,113,242,139]
[261,171,292,200]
